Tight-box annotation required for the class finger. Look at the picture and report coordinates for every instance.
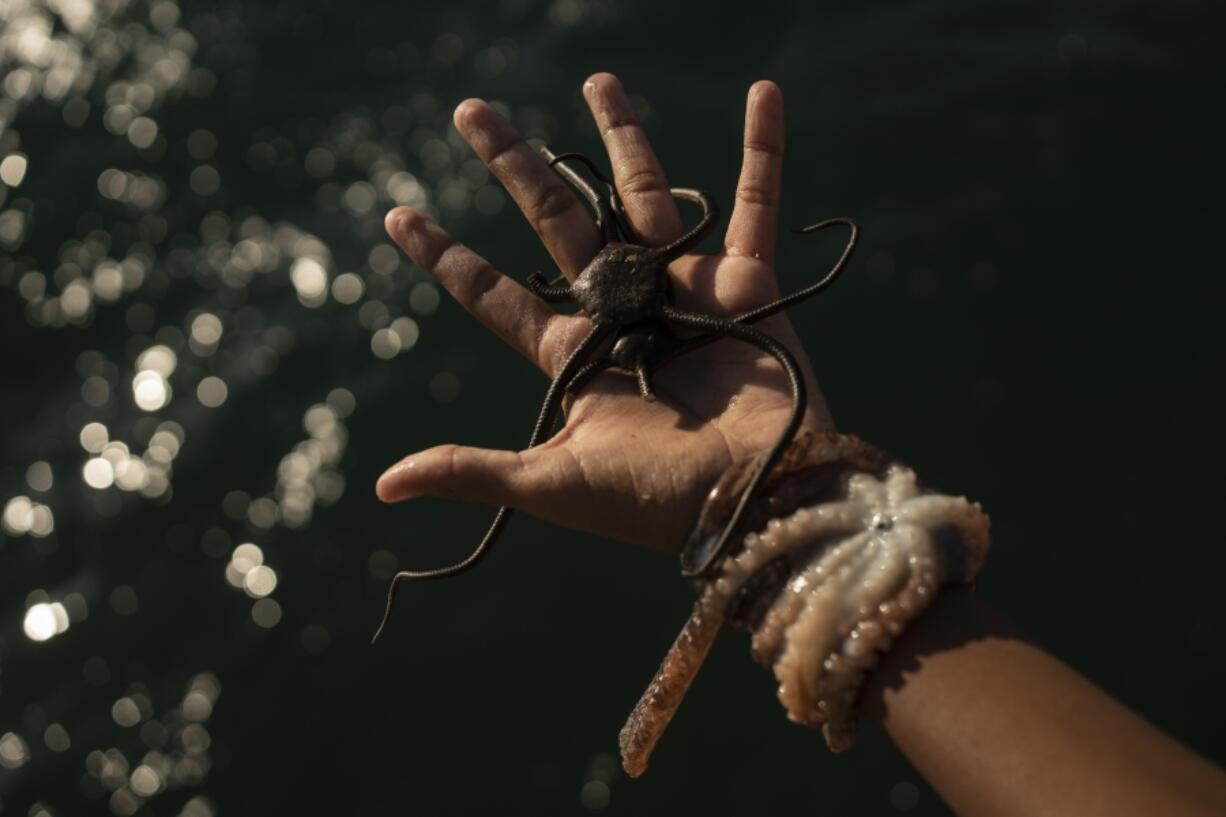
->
[454,98,600,280]
[583,73,684,246]
[724,81,785,264]
[386,207,562,371]
[375,439,605,540]
[375,444,533,505]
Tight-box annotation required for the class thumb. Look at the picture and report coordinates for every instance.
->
[376,443,537,507]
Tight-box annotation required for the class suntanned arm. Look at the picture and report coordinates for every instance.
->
[377,73,1226,816]
[860,588,1226,817]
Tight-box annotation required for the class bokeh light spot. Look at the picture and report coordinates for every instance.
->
[330,272,364,304]
[26,461,53,492]
[133,370,170,411]
[0,732,30,770]
[580,780,611,810]
[44,723,71,752]
[110,585,139,616]
[0,153,29,186]
[290,257,328,306]
[189,164,221,196]
[197,376,228,407]
[370,327,401,359]
[243,564,277,598]
[252,598,282,628]
[24,602,69,642]
[78,423,107,455]
[409,281,440,315]
[83,457,115,489]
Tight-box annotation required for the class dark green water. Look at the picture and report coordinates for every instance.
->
[2,1,1224,814]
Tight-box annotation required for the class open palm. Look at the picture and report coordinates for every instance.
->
[377,73,834,555]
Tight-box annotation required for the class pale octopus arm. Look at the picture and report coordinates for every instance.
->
[618,463,990,776]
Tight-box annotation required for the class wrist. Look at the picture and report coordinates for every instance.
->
[619,431,992,775]
[859,584,1014,724]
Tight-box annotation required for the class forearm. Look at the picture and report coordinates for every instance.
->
[860,588,1226,817]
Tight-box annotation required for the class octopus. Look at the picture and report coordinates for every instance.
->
[619,431,992,777]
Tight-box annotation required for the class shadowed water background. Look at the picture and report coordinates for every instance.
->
[1,1,1224,814]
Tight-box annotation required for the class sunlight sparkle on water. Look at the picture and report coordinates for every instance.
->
[0,153,28,186]
[133,369,170,411]
[83,457,115,489]
[197,376,228,407]
[0,0,486,805]
[23,602,69,642]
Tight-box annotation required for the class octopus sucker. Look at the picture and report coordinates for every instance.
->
[618,432,991,776]
[750,529,879,664]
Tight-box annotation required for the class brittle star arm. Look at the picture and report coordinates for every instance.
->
[372,322,614,641]
[659,305,807,576]
[654,217,859,368]
[657,188,719,260]
[732,217,860,324]
[541,147,626,245]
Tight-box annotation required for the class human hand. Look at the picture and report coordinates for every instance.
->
[377,73,833,555]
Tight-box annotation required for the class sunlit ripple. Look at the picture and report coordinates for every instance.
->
[0,731,30,770]
[23,600,69,641]
[0,0,540,809]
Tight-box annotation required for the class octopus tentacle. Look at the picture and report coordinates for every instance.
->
[750,529,880,664]
[618,435,991,776]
